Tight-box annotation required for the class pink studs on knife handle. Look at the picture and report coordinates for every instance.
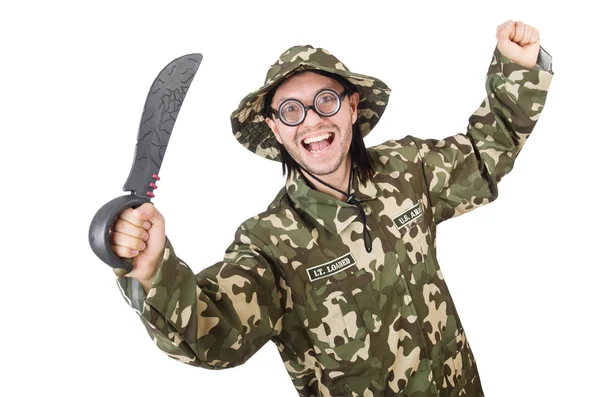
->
[147,174,160,197]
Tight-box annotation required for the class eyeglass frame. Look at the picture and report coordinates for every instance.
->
[268,88,348,127]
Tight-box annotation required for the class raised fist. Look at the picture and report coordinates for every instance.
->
[496,20,541,69]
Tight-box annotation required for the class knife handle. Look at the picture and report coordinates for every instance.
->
[89,194,151,275]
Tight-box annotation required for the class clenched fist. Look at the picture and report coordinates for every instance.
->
[110,202,166,291]
[496,20,540,69]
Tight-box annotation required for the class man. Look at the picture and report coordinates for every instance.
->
[111,20,553,397]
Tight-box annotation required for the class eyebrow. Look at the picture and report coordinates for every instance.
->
[275,84,340,106]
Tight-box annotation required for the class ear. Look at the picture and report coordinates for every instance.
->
[265,117,283,144]
[349,92,360,124]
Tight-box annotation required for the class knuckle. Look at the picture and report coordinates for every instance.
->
[113,219,127,232]
[111,244,131,258]
[112,232,143,250]
[119,208,133,219]
[119,209,139,225]
[110,231,121,244]
[113,232,128,246]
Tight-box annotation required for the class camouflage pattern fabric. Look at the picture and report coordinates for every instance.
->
[117,45,553,397]
[230,44,391,162]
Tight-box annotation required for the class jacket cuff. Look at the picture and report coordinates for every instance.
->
[532,46,553,73]
[115,236,173,316]
[142,236,188,315]
[488,45,554,92]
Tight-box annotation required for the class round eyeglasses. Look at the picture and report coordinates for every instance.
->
[270,89,347,127]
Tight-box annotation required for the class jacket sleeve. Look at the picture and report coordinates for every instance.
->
[115,224,286,370]
[408,45,554,225]
[272,337,319,397]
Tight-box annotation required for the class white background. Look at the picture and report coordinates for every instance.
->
[2,0,598,396]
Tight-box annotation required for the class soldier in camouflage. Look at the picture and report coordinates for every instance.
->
[110,20,553,396]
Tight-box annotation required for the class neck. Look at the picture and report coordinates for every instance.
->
[299,156,352,201]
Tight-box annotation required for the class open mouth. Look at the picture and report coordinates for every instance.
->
[301,133,335,154]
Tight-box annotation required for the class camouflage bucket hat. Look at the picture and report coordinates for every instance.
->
[230,45,391,162]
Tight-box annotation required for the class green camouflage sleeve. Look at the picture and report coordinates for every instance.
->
[273,339,319,397]
[116,225,285,369]
[409,45,554,224]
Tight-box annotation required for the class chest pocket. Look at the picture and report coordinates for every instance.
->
[308,268,381,352]
[399,216,428,259]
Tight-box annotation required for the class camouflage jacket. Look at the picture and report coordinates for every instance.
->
[117,46,553,397]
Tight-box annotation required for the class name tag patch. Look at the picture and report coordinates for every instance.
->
[306,253,357,282]
[393,202,423,229]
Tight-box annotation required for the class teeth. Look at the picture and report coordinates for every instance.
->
[303,133,332,144]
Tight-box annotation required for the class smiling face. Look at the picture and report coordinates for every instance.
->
[265,71,360,177]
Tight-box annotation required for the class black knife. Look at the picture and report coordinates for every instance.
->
[89,53,202,277]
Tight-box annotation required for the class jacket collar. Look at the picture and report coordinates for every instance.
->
[285,166,377,235]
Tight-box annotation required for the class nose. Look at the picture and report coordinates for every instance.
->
[302,106,324,127]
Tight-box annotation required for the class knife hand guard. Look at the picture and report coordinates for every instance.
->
[89,194,151,274]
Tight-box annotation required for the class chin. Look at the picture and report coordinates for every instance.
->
[300,153,345,176]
